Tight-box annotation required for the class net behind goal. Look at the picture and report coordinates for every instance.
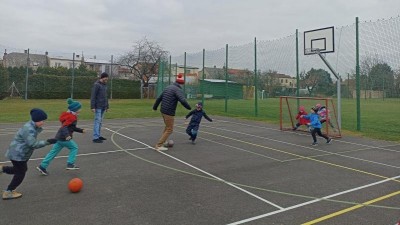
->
[280,96,341,138]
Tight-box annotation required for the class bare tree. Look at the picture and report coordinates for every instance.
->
[118,37,168,96]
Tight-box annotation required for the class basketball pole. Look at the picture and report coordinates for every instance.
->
[316,50,341,130]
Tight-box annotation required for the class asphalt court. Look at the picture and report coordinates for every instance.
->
[1,116,400,225]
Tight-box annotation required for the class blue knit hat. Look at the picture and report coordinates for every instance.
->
[30,108,48,122]
[67,98,82,112]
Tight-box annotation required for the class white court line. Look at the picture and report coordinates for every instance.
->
[216,119,400,152]
[227,174,400,225]
[201,124,400,169]
[0,147,150,164]
[105,127,285,210]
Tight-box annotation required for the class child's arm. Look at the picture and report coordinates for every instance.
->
[185,110,194,119]
[21,129,50,149]
[203,112,212,122]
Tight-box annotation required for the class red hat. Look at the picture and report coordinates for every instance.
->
[176,74,184,84]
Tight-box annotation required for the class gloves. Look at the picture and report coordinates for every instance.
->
[46,139,57,144]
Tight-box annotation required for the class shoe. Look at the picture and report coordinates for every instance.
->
[66,164,80,170]
[292,127,297,131]
[327,138,333,144]
[189,137,192,140]
[311,142,318,146]
[36,165,48,176]
[93,139,103,143]
[155,146,168,151]
[99,136,107,140]
[3,190,22,200]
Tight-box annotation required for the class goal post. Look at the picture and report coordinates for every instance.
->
[280,96,341,138]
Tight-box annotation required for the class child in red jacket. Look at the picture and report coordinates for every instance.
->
[293,106,310,131]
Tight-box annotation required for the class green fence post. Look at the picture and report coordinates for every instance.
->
[184,52,186,95]
[169,55,172,85]
[225,44,228,113]
[254,37,258,117]
[202,49,205,105]
[356,17,361,131]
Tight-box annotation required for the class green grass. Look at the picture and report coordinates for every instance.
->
[1,98,399,142]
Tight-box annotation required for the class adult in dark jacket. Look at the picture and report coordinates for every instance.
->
[185,102,212,144]
[153,74,191,151]
[90,72,109,143]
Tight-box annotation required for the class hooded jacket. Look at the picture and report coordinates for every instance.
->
[55,112,84,141]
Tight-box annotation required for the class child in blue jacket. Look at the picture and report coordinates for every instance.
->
[185,102,212,144]
[1,108,56,200]
[301,107,332,146]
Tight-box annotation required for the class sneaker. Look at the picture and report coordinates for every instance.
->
[3,190,22,200]
[327,138,333,144]
[66,164,80,170]
[292,127,297,131]
[189,137,192,140]
[93,139,103,143]
[36,165,48,176]
[155,146,168,151]
[99,136,107,140]
[311,142,318,146]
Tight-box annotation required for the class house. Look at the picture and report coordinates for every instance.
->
[3,50,49,69]
[270,73,296,88]
[49,54,83,68]
[84,57,111,75]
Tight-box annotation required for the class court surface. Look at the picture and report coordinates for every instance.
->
[1,116,399,225]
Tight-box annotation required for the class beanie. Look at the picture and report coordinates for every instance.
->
[100,72,109,79]
[176,74,184,84]
[299,106,305,111]
[30,108,48,122]
[67,98,82,112]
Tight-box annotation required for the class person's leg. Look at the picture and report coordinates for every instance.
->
[40,142,63,169]
[7,160,28,191]
[66,140,79,166]
[156,114,174,147]
[316,129,331,143]
[191,129,198,142]
[311,129,317,143]
[186,125,193,139]
[93,109,101,140]
[99,109,105,137]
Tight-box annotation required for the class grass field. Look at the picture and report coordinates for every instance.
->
[1,98,399,142]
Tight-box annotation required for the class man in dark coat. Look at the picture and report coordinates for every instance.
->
[153,74,191,151]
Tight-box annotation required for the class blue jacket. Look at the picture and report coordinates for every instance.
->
[185,109,212,126]
[302,113,322,129]
[153,82,191,116]
[90,80,109,110]
[5,121,49,161]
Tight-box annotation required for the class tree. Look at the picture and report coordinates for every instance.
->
[368,63,394,92]
[118,37,168,88]
[300,68,333,96]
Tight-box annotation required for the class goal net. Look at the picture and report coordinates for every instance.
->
[280,96,341,138]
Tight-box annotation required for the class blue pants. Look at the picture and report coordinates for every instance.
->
[40,140,78,169]
[186,125,199,141]
[93,108,106,139]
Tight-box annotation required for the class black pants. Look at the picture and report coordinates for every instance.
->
[3,160,28,191]
[311,128,329,143]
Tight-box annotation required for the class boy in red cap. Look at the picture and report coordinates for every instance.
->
[36,98,85,175]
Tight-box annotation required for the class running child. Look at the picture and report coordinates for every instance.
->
[185,102,212,144]
[292,106,310,131]
[301,107,332,146]
[36,98,84,176]
[1,108,56,200]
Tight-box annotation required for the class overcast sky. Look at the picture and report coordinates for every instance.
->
[1,0,399,60]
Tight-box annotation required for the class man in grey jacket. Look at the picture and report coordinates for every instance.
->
[153,74,191,151]
[90,72,109,143]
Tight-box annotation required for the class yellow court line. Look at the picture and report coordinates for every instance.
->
[197,129,400,183]
[302,190,400,224]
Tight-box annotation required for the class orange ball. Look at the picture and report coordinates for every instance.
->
[68,178,83,193]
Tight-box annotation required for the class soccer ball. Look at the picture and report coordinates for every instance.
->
[163,140,174,147]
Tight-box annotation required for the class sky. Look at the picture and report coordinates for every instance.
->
[1,0,400,61]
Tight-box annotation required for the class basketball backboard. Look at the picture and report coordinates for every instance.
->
[304,26,334,55]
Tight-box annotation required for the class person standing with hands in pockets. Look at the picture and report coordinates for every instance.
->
[91,72,109,143]
[153,74,191,151]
